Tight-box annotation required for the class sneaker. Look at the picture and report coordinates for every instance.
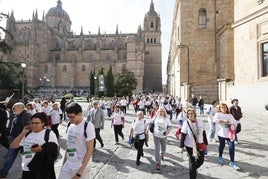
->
[218,156,224,164]
[136,160,140,166]
[101,143,104,148]
[235,140,239,145]
[160,155,164,160]
[229,162,240,170]
[156,164,160,171]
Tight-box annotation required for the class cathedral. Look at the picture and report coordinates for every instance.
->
[4,0,162,95]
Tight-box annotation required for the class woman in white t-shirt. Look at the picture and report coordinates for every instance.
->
[50,103,62,139]
[213,103,239,170]
[179,108,208,179]
[150,106,172,171]
[111,104,125,144]
[129,111,148,166]
[10,112,59,179]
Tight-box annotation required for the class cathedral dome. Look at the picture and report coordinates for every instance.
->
[47,0,70,22]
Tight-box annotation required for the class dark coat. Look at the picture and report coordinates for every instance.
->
[27,142,58,179]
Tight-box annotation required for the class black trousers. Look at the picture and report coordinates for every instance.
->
[186,146,205,179]
[51,124,60,138]
[94,128,103,148]
[134,138,145,162]
[113,124,124,143]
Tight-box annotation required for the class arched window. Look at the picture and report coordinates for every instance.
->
[151,38,153,43]
[151,22,154,28]
[147,38,150,43]
[198,8,207,28]
[154,38,156,43]
[81,65,86,72]
[63,65,67,72]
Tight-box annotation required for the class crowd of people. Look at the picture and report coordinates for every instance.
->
[0,93,243,179]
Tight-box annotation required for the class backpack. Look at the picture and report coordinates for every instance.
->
[25,128,51,143]
[66,120,89,138]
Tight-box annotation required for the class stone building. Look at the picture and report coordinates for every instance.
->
[168,0,268,115]
[167,0,234,103]
[3,0,162,96]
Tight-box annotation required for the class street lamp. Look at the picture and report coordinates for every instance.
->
[20,62,27,100]
[39,76,50,96]
[94,76,97,99]
[178,44,190,84]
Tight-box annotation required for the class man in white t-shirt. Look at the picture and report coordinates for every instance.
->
[59,103,95,179]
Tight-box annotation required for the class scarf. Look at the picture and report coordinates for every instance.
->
[187,118,201,160]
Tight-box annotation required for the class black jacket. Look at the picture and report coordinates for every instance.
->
[27,142,58,179]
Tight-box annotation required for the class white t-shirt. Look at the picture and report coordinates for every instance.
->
[65,120,95,170]
[50,109,62,124]
[111,111,124,125]
[131,118,147,140]
[153,116,172,138]
[42,106,52,116]
[213,112,237,138]
[20,129,58,171]
[181,118,205,148]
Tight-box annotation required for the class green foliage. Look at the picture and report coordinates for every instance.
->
[114,68,137,97]
[0,61,21,89]
[0,12,12,54]
[105,65,114,97]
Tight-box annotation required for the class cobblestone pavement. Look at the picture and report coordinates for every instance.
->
[0,102,268,179]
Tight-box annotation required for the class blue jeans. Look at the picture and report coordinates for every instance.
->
[218,136,235,162]
[207,116,216,139]
[0,137,20,176]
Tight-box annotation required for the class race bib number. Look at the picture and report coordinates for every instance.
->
[66,148,77,159]
[21,151,34,163]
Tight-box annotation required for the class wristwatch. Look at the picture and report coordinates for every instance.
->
[76,173,81,177]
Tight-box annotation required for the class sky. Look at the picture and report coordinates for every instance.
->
[0,0,176,84]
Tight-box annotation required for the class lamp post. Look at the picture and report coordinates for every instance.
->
[39,76,50,96]
[94,76,97,99]
[20,62,27,100]
[178,44,190,84]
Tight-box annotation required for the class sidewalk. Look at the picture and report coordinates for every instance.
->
[0,103,268,178]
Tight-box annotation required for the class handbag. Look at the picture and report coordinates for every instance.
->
[197,143,207,151]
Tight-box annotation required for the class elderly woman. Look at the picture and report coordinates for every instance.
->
[179,108,208,179]
[129,111,148,165]
[213,103,239,170]
[10,112,59,179]
[150,106,172,171]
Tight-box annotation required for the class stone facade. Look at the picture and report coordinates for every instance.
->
[167,0,234,103]
[3,0,162,94]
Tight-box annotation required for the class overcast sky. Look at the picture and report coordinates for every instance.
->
[0,0,175,84]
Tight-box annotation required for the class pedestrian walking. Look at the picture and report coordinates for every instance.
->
[0,103,9,149]
[229,99,242,144]
[58,102,95,179]
[129,111,148,165]
[0,102,32,178]
[111,104,125,144]
[87,100,105,148]
[198,96,205,115]
[50,103,62,139]
[179,108,208,179]
[10,112,59,179]
[206,100,218,142]
[213,103,240,170]
[150,106,172,171]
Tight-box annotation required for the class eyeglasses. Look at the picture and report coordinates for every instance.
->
[30,122,42,125]
[187,112,194,114]
[67,115,76,119]
[93,103,98,105]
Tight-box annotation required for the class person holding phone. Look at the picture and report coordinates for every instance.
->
[10,112,59,179]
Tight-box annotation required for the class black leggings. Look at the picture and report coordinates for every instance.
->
[113,124,124,142]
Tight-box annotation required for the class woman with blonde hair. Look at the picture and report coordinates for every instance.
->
[213,103,239,170]
[150,106,172,171]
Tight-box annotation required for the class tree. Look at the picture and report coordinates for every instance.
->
[0,12,12,54]
[114,68,137,97]
[0,61,21,89]
[105,65,114,97]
